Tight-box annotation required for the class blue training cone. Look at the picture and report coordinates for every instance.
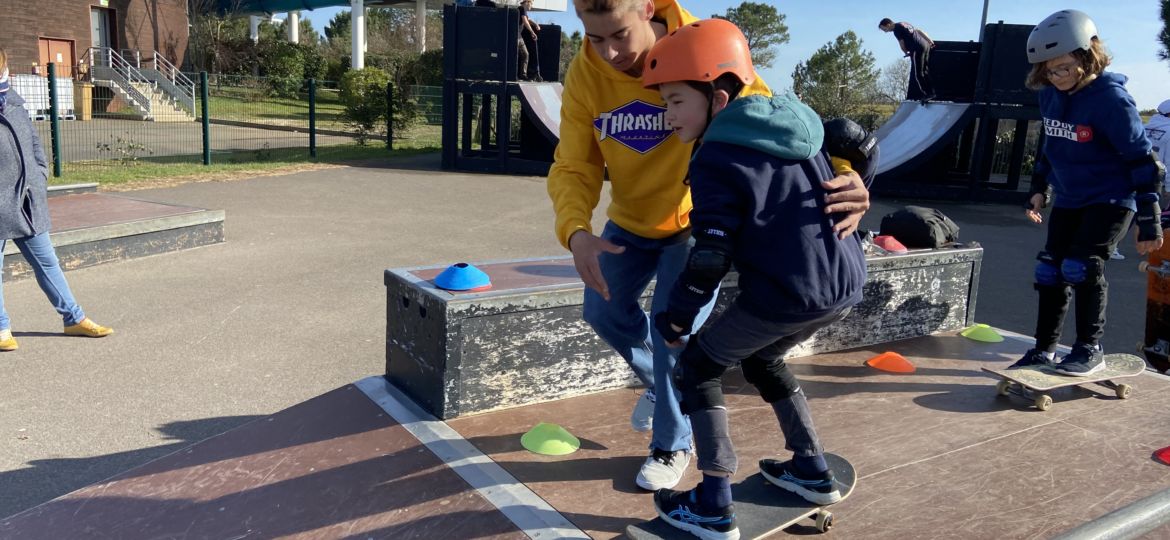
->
[433,263,492,292]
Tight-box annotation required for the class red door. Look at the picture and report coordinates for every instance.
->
[38,38,75,77]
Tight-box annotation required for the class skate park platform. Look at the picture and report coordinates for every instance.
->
[2,330,1169,539]
[2,186,224,281]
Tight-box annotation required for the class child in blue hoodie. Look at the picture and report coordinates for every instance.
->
[1015,10,1164,376]
[642,19,870,540]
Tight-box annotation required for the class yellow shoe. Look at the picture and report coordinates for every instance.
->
[64,318,114,338]
[0,329,17,351]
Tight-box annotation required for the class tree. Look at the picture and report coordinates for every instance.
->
[712,1,789,69]
[186,0,253,73]
[791,31,879,121]
[559,30,583,82]
[1160,0,1170,62]
[874,59,910,103]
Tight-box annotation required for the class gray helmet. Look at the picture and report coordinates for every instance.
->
[1026,9,1098,64]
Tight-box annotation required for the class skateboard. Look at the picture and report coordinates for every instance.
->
[981,353,1145,411]
[1139,229,1170,373]
[625,453,856,539]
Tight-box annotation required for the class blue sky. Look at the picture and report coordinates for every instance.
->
[301,1,1170,109]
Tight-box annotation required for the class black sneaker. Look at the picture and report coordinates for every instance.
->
[1054,342,1105,377]
[653,486,739,540]
[1007,348,1055,370]
[759,459,841,505]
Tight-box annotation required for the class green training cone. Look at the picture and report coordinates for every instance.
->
[521,422,580,456]
[960,323,1003,343]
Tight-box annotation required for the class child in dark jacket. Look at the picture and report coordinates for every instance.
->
[642,19,869,540]
[1015,10,1163,376]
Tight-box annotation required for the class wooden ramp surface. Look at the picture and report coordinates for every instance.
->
[4,332,1170,539]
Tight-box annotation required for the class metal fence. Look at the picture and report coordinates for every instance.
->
[9,63,441,179]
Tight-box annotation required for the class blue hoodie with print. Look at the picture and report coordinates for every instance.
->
[666,93,867,324]
[1035,72,1152,211]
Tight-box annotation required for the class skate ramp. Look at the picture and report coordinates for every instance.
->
[874,101,975,178]
[518,82,564,144]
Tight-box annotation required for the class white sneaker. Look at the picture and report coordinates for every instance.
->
[1110,250,1125,261]
[636,448,689,490]
[630,390,655,432]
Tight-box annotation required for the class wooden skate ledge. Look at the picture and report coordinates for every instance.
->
[385,245,983,419]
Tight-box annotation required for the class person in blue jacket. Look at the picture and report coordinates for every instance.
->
[640,19,870,540]
[1016,10,1164,376]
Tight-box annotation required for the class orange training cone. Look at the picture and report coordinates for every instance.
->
[866,351,916,373]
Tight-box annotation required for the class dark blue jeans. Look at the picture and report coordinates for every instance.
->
[582,221,717,453]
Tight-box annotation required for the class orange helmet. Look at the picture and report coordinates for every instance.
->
[642,18,756,89]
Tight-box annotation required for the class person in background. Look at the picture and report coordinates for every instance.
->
[0,47,114,352]
[879,17,936,104]
[520,0,544,81]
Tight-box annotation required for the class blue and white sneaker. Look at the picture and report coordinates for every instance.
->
[1007,348,1055,370]
[759,459,841,505]
[653,486,739,540]
[1054,342,1105,377]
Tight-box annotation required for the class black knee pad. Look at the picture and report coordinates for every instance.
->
[674,340,727,414]
[1061,256,1103,285]
[741,355,799,403]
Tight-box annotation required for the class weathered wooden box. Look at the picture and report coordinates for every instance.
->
[385,246,983,419]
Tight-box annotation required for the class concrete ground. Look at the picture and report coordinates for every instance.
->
[33,118,357,163]
[0,154,1150,519]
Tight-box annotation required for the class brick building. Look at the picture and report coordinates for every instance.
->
[0,0,189,76]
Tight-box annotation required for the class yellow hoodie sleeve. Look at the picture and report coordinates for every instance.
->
[547,58,606,250]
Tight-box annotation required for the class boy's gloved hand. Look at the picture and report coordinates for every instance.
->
[654,312,689,346]
[1136,193,1164,255]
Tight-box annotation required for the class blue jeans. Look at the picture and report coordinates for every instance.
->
[582,221,718,453]
[0,232,85,329]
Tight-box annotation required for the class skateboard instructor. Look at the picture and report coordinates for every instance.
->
[547,0,872,492]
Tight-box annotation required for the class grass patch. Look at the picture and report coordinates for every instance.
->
[206,86,349,131]
[52,143,438,189]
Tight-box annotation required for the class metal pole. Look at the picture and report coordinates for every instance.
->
[978,0,990,42]
[386,81,394,150]
[1052,486,1170,540]
[47,63,62,178]
[200,72,210,165]
[309,78,317,158]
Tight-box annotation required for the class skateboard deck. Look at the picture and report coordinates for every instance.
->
[982,353,1145,411]
[1141,231,1170,374]
[625,453,855,539]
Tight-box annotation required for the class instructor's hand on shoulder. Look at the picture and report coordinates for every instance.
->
[822,171,870,239]
[569,230,625,301]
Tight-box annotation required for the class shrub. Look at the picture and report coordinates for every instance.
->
[340,67,391,144]
[260,41,304,98]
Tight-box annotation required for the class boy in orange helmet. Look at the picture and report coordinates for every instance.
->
[548,0,873,493]
[644,19,865,539]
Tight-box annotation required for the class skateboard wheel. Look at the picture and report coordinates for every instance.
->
[996,380,1012,396]
[1116,384,1132,399]
[1034,395,1053,411]
[1139,261,1150,272]
[815,511,834,533]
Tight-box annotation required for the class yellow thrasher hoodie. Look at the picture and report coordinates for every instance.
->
[546,0,773,249]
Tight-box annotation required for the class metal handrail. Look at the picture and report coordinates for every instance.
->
[82,47,154,118]
[146,51,196,114]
